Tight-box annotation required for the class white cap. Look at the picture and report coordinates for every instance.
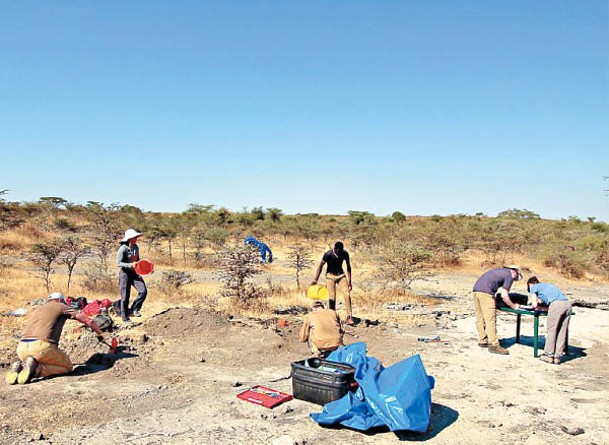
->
[48,292,65,301]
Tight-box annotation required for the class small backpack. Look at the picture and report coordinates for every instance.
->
[92,314,114,331]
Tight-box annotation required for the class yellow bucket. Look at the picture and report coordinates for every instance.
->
[307,284,329,300]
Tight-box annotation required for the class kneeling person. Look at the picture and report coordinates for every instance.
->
[299,301,344,358]
[5,292,105,385]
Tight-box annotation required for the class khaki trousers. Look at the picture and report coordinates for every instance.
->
[326,273,352,317]
[17,340,73,378]
[473,292,499,346]
[545,300,572,358]
[308,338,342,357]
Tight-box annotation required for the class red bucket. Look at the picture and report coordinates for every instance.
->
[134,259,154,275]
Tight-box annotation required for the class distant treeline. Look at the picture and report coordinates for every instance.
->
[1,195,608,283]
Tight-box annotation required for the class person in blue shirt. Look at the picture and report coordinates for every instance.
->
[527,276,572,364]
[243,236,273,263]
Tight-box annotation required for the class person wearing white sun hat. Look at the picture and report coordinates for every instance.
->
[116,228,148,322]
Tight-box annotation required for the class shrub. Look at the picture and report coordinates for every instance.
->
[542,249,587,279]
[82,267,116,294]
[376,240,432,292]
[217,245,265,306]
[161,270,195,289]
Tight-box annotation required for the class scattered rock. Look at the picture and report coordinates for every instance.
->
[384,303,414,311]
[432,310,451,318]
[560,425,584,436]
[274,306,307,315]
[572,300,609,310]
[524,406,547,415]
[232,381,243,387]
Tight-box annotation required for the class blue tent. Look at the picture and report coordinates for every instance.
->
[310,342,435,432]
[244,236,273,263]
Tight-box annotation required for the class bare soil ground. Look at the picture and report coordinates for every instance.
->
[1,270,608,445]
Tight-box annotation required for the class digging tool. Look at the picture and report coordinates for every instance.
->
[98,336,119,354]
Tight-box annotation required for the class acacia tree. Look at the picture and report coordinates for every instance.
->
[30,240,62,293]
[39,196,68,210]
[191,226,207,268]
[84,202,121,275]
[59,235,90,292]
[377,240,432,292]
[287,245,314,289]
[265,208,283,222]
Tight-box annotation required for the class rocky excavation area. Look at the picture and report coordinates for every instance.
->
[1,272,608,445]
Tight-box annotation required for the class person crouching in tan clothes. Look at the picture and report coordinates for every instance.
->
[5,292,106,385]
[299,301,344,358]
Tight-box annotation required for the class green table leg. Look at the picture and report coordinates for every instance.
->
[516,314,521,343]
[533,315,539,358]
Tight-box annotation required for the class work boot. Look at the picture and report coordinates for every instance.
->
[17,357,38,384]
[344,317,355,326]
[488,345,509,355]
[131,310,141,318]
[5,361,23,385]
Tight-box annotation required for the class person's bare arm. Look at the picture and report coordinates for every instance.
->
[345,257,353,291]
[74,312,102,335]
[498,288,518,309]
[311,260,325,284]
[529,292,539,309]
[299,317,311,342]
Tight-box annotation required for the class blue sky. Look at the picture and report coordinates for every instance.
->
[1,1,607,220]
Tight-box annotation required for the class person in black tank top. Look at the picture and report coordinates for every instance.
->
[311,242,354,325]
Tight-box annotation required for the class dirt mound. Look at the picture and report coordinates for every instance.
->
[145,306,230,338]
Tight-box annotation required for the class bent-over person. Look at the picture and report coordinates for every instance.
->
[527,276,572,365]
[472,265,522,355]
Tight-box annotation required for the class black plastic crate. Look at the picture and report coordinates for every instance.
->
[291,358,356,405]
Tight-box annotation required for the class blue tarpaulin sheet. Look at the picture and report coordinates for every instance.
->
[244,236,273,263]
[310,342,435,432]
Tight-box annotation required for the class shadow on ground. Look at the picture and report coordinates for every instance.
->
[502,336,587,361]
[72,347,139,376]
[318,403,458,441]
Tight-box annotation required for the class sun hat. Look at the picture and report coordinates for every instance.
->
[504,265,523,281]
[121,229,142,243]
[48,292,65,302]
